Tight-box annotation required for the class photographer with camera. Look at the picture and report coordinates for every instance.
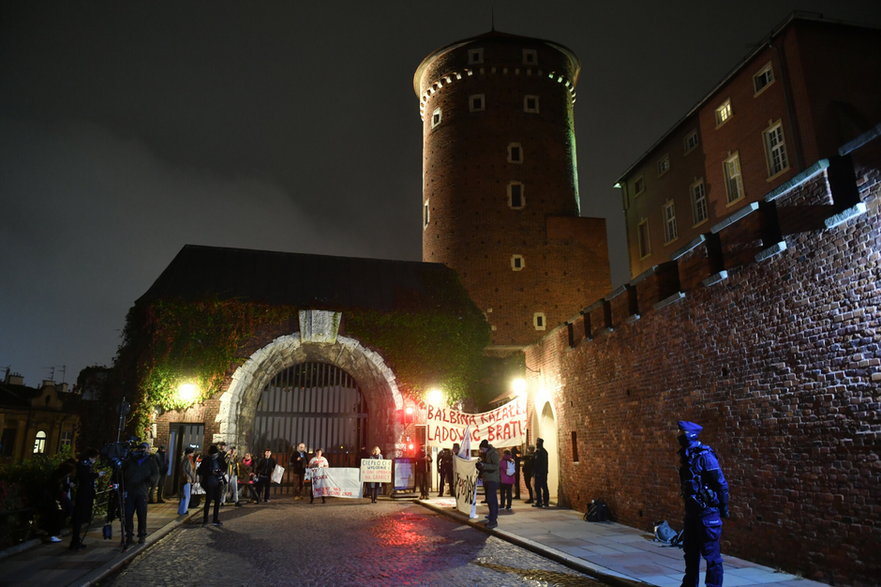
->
[69,448,104,550]
[477,439,500,529]
[122,442,160,546]
[197,444,226,526]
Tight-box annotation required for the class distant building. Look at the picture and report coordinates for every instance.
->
[616,13,881,277]
[415,31,611,351]
[0,371,79,463]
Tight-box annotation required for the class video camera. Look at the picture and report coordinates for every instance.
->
[100,439,141,468]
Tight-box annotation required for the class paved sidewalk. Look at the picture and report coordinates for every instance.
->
[0,500,195,586]
[417,497,827,587]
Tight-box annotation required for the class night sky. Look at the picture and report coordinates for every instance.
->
[3,1,881,387]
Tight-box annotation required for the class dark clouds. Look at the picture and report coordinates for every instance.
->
[2,1,881,385]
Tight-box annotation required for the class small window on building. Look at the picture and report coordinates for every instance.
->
[60,430,73,449]
[524,95,540,113]
[691,178,708,225]
[0,428,16,457]
[423,199,430,228]
[723,152,744,204]
[683,129,699,154]
[657,154,671,177]
[763,121,789,177]
[523,49,538,65]
[508,181,525,209]
[33,430,47,454]
[633,176,645,196]
[663,200,678,244]
[467,48,484,65]
[507,143,523,164]
[571,431,579,462]
[511,254,525,271]
[637,218,651,258]
[469,93,485,112]
[431,108,442,129]
[715,99,733,127]
[533,312,546,331]
[753,62,775,95]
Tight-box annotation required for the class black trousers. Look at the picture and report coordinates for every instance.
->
[202,483,221,524]
[124,493,147,538]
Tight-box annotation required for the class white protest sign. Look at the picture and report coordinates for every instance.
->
[311,467,363,498]
[360,459,392,483]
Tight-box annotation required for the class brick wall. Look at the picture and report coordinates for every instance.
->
[525,154,881,585]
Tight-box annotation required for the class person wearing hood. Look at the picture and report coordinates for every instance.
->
[677,420,729,587]
[122,442,160,546]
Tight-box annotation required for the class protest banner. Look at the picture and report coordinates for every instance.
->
[310,468,363,498]
[453,455,479,517]
[360,458,392,483]
[426,396,527,447]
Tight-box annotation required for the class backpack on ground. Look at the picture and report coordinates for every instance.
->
[653,520,684,547]
[584,499,611,522]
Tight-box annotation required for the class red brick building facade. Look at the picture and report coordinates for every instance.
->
[618,15,881,278]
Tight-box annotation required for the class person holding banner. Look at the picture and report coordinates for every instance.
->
[308,449,329,504]
[477,440,500,529]
[366,446,384,503]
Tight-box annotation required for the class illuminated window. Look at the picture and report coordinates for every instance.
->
[715,99,733,127]
[691,178,708,225]
[467,48,484,65]
[524,95,540,113]
[763,121,789,177]
[663,200,678,243]
[683,129,699,154]
[469,94,485,112]
[633,176,645,196]
[637,218,650,258]
[33,430,47,454]
[508,181,525,209]
[423,199,430,228]
[431,108,442,129]
[753,62,775,95]
[511,254,525,271]
[533,312,546,330]
[523,49,538,65]
[657,154,670,177]
[507,143,523,164]
[723,152,744,204]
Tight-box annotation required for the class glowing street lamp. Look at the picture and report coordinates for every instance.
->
[176,382,199,405]
[426,387,445,406]
[511,377,528,398]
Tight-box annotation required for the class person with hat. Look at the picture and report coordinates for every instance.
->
[122,442,160,546]
[476,439,500,528]
[677,420,729,587]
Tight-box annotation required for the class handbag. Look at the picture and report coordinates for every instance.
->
[191,482,206,495]
[271,464,285,484]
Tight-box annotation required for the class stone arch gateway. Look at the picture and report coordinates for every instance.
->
[214,313,403,455]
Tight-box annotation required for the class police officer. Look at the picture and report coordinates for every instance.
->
[677,421,729,587]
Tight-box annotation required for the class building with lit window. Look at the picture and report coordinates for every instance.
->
[616,14,881,277]
[0,371,79,464]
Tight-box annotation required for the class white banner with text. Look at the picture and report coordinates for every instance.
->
[426,397,527,447]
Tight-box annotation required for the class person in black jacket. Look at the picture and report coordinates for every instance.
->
[531,438,549,508]
[122,442,160,546]
[148,446,167,504]
[255,449,276,503]
[290,442,309,500]
[198,444,225,526]
[69,448,102,550]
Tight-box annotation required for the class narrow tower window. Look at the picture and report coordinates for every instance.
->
[533,312,546,330]
[522,49,538,65]
[524,95,540,113]
[467,48,484,65]
[468,94,485,112]
[423,199,430,228]
[431,108,442,129]
[507,143,523,164]
[508,182,525,209]
[511,254,525,271]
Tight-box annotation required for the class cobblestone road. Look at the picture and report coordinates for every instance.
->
[100,499,601,586]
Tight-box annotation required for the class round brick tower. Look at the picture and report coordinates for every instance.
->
[415,31,610,349]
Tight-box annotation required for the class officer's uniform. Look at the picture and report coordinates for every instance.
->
[678,421,729,587]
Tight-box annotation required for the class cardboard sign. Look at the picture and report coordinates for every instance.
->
[360,458,392,483]
[426,397,527,447]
